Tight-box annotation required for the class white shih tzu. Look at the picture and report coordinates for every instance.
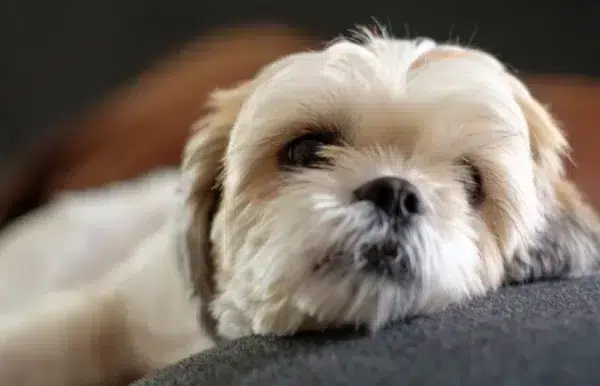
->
[0,28,599,385]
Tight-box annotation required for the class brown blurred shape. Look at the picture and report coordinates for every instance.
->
[47,24,318,192]
[1,27,599,226]
[0,24,318,225]
[526,75,600,206]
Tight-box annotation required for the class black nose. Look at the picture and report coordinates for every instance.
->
[353,177,423,218]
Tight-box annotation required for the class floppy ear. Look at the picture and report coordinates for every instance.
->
[176,81,254,339]
[503,75,600,284]
[506,75,569,181]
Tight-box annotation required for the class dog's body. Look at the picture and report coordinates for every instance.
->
[0,169,210,384]
[1,29,599,385]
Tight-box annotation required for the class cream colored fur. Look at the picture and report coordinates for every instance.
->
[0,29,598,385]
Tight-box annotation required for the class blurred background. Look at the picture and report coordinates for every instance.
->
[0,1,599,226]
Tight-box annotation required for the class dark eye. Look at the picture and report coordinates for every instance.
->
[462,161,485,207]
[279,131,339,169]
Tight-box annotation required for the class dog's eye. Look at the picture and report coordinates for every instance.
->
[279,132,338,169]
[462,161,485,207]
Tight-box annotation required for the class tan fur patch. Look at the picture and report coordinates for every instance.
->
[409,48,474,71]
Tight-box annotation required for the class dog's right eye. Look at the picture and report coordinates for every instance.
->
[462,161,485,207]
[279,131,338,169]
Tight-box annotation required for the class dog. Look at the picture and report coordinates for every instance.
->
[0,28,599,385]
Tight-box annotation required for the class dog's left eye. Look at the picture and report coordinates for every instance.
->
[463,162,485,207]
[279,132,338,169]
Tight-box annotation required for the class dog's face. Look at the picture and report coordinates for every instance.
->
[178,31,594,339]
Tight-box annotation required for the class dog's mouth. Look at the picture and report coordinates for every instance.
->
[355,242,414,281]
[313,228,418,285]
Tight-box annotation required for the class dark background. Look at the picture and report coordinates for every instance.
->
[1,1,599,164]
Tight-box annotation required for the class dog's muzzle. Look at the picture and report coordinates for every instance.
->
[352,176,423,282]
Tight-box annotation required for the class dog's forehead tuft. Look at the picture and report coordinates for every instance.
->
[238,36,511,119]
[237,37,438,110]
[320,36,437,85]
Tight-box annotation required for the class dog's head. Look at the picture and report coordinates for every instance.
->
[177,29,598,338]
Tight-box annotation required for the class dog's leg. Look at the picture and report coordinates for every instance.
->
[0,224,213,386]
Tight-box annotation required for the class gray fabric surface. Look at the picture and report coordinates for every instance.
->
[134,276,600,385]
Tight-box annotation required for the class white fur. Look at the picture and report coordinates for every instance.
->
[0,30,580,385]
[0,169,179,313]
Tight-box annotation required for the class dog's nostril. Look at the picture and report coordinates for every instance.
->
[353,177,423,218]
[400,187,421,216]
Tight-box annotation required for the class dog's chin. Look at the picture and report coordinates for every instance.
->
[273,220,481,333]
[293,272,415,332]
[293,262,478,333]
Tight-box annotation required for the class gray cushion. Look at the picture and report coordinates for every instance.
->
[134,276,600,385]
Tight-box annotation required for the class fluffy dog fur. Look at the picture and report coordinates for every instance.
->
[0,28,599,385]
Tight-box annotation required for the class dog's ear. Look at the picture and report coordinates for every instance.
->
[176,81,254,338]
[506,75,569,182]
[503,75,600,284]
[174,49,311,337]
